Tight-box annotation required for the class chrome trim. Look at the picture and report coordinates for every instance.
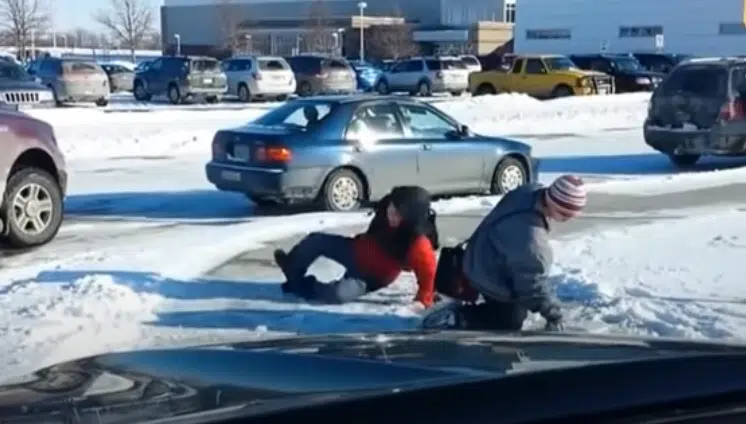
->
[210,162,284,174]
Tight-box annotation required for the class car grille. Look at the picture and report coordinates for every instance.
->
[592,76,614,93]
[3,91,42,104]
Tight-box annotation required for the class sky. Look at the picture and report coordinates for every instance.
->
[54,0,163,32]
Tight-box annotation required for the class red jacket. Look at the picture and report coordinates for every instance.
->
[353,233,437,307]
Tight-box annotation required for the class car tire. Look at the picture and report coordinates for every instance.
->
[376,80,389,95]
[0,168,63,248]
[95,98,108,107]
[168,84,182,104]
[238,84,252,102]
[206,95,220,104]
[417,81,431,97]
[475,84,496,96]
[133,81,151,101]
[668,153,700,168]
[551,85,573,98]
[298,82,313,97]
[319,168,365,212]
[491,157,527,195]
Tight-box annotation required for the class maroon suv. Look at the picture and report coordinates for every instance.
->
[0,108,66,248]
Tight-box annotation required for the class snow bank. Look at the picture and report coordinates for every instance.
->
[551,207,746,340]
[24,92,650,161]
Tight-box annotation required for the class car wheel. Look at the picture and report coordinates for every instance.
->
[95,98,108,107]
[0,168,63,248]
[551,85,573,98]
[491,157,527,195]
[475,84,496,96]
[133,81,151,101]
[168,84,182,104]
[668,153,700,168]
[298,82,313,97]
[238,84,252,102]
[376,80,389,94]
[320,168,364,212]
[276,94,288,102]
[206,95,220,104]
[417,81,431,97]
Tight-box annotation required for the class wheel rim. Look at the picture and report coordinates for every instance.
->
[500,165,525,192]
[419,84,428,95]
[11,183,54,236]
[239,86,248,100]
[169,87,179,102]
[135,85,146,98]
[330,176,360,210]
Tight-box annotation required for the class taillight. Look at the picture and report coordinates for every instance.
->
[256,146,292,162]
[211,134,224,157]
[252,72,262,80]
[720,99,745,121]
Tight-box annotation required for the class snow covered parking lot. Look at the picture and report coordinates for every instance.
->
[3,92,746,382]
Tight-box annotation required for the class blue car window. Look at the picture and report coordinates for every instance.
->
[399,104,456,139]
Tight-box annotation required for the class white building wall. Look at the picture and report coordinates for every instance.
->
[514,0,746,56]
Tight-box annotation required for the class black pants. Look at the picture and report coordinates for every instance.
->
[459,298,528,331]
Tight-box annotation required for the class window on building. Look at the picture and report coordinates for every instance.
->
[525,29,571,40]
[504,3,516,23]
[719,22,746,35]
[618,26,663,38]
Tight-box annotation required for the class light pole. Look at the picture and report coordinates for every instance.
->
[174,34,181,55]
[357,2,366,62]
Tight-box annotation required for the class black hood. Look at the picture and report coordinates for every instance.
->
[2,331,746,423]
[618,69,665,79]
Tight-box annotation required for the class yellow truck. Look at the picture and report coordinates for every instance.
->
[468,54,615,98]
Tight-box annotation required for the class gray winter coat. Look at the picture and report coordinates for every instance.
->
[461,184,561,319]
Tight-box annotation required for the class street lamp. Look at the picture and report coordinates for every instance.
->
[245,34,252,53]
[174,34,181,55]
[357,2,366,62]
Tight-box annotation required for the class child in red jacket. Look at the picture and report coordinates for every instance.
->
[274,186,439,308]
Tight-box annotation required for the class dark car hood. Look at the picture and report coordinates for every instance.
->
[2,331,745,422]
[0,79,48,91]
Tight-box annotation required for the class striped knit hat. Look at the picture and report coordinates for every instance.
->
[545,175,587,217]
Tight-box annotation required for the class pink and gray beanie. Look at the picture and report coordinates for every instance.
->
[545,175,587,217]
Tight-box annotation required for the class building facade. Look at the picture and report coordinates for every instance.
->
[514,0,746,56]
[161,0,515,56]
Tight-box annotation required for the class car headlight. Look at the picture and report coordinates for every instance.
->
[636,77,651,85]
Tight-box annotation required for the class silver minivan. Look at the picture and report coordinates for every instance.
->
[27,57,110,107]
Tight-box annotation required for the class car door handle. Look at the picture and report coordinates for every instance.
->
[422,143,432,150]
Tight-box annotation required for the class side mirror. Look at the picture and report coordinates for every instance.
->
[459,124,470,135]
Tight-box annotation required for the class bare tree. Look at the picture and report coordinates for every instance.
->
[305,0,331,53]
[0,0,49,61]
[94,0,154,62]
[217,0,243,54]
[368,24,418,60]
[367,7,418,59]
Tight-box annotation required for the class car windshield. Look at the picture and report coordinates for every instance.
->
[252,101,334,130]
[611,57,645,72]
[0,62,31,80]
[427,59,467,70]
[544,56,577,70]
[62,61,102,74]
[461,56,479,66]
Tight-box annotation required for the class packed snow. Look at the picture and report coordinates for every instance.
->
[2,92,746,382]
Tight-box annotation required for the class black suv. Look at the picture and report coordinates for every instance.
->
[644,57,746,168]
[569,54,664,93]
[632,53,693,74]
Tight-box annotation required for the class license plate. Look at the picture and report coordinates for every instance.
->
[232,145,250,161]
[221,170,241,181]
[203,78,213,84]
